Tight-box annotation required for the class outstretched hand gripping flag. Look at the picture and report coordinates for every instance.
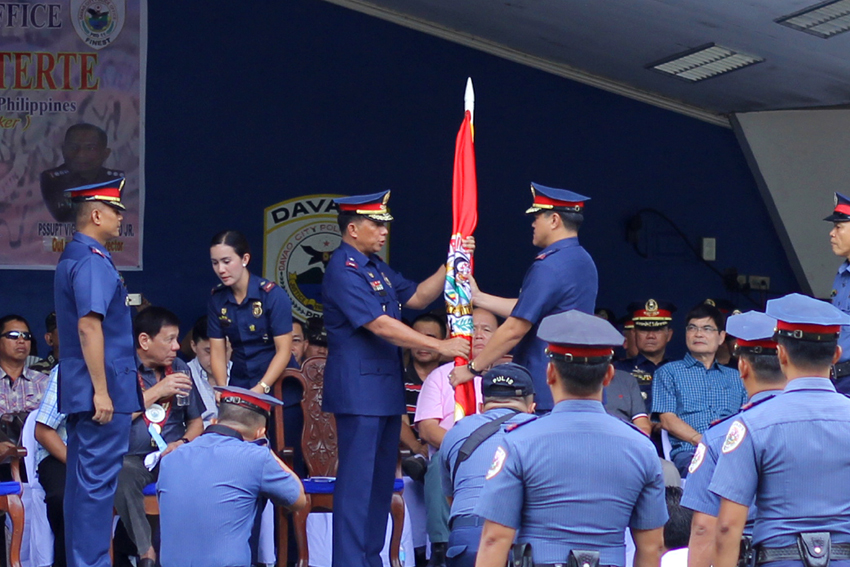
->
[445,78,478,421]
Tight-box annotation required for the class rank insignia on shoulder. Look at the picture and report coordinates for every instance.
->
[832,289,838,298]
[345,258,358,269]
[506,416,537,432]
[535,251,550,261]
[90,247,106,258]
[261,281,276,292]
[212,283,224,294]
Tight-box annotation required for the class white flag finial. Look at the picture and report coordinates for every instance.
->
[464,77,475,124]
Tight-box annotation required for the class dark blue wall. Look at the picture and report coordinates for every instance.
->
[0,0,798,360]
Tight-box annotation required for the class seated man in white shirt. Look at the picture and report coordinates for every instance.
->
[187,316,231,426]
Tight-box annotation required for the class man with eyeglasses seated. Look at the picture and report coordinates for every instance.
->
[0,314,49,425]
[0,314,49,562]
[651,302,746,478]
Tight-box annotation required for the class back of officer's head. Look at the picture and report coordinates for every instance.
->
[134,306,180,347]
[738,350,784,384]
[777,336,837,371]
[481,363,535,410]
[217,402,267,433]
[551,358,609,396]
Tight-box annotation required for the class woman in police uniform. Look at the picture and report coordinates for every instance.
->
[207,230,294,395]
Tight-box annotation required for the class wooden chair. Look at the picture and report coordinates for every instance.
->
[0,443,27,567]
[274,356,405,567]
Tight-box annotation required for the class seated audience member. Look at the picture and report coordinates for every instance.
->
[415,308,495,567]
[661,487,692,567]
[34,366,68,567]
[604,369,651,436]
[439,363,536,567]
[290,319,308,368]
[303,315,328,359]
[614,300,676,413]
[403,314,446,462]
[652,302,745,477]
[187,315,229,425]
[0,314,49,426]
[30,312,59,373]
[115,306,203,567]
[158,386,305,567]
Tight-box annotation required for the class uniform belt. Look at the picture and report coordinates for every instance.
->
[757,544,850,563]
[833,361,850,379]
[449,514,485,529]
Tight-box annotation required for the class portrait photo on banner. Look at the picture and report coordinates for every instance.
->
[0,0,146,269]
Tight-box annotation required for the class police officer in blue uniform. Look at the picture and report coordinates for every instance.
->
[54,178,144,567]
[681,311,786,567]
[474,310,668,567]
[825,193,850,393]
[451,183,598,412]
[439,363,536,567]
[614,300,676,413]
[711,294,850,567]
[321,190,471,567]
[158,386,306,567]
[208,230,294,395]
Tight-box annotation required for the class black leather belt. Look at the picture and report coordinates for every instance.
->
[450,514,485,529]
[833,361,850,379]
[757,544,850,564]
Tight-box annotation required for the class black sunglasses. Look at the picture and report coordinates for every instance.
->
[1,331,32,341]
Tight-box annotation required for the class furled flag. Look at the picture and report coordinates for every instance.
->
[445,78,478,421]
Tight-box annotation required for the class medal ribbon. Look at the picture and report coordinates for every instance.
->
[138,365,175,429]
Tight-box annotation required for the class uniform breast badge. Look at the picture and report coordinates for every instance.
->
[252,301,263,318]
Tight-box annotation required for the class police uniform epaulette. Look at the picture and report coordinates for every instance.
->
[345,258,358,269]
[505,415,538,432]
[535,248,561,261]
[90,246,106,258]
[260,280,276,292]
[211,283,225,295]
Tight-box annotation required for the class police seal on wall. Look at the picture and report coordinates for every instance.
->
[263,194,345,322]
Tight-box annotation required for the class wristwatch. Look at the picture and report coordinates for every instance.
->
[259,381,271,394]
[467,360,481,376]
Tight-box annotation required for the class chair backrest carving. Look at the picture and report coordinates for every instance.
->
[298,356,337,478]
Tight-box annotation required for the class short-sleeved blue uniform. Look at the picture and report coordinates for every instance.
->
[511,238,597,411]
[207,273,293,390]
[831,262,850,385]
[681,390,779,534]
[321,241,417,567]
[439,408,535,567]
[54,231,143,567]
[157,424,303,567]
[475,400,668,566]
[710,378,850,549]
[613,354,669,413]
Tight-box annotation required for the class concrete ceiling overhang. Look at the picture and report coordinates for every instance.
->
[323,0,850,127]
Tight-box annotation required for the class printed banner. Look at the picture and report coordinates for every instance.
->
[0,0,146,269]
